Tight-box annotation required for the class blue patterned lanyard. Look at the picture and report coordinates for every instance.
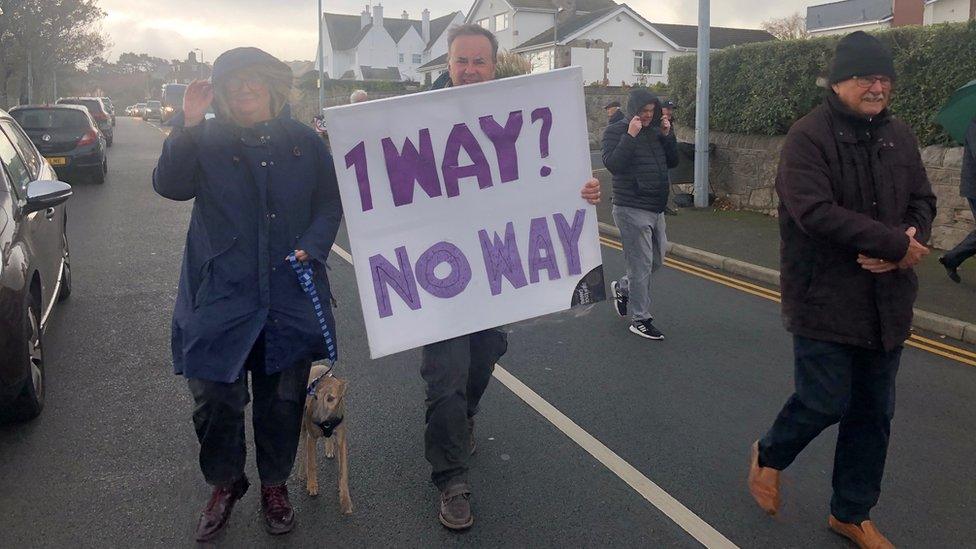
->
[287,253,337,365]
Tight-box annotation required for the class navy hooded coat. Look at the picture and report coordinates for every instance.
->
[153,47,343,383]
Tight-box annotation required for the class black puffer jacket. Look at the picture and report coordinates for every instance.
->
[601,89,678,213]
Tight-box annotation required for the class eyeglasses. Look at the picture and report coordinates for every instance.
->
[224,73,266,92]
[853,75,892,89]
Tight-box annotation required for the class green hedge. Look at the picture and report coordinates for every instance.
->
[668,21,976,146]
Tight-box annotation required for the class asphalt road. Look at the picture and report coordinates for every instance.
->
[1,117,974,548]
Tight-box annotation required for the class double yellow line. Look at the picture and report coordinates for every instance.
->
[599,235,976,368]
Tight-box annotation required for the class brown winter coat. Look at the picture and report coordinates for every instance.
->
[776,94,937,351]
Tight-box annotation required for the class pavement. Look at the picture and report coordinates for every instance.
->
[1,118,975,548]
[590,162,976,336]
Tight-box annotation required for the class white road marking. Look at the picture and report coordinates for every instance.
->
[328,242,739,548]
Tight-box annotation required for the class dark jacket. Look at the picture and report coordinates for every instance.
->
[601,89,678,213]
[961,118,976,199]
[776,94,936,352]
[153,49,343,383]
[608,108,625,125]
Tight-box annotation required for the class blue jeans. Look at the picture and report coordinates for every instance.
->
[759,336,902,523]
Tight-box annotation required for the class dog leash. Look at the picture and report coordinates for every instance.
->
[287,252,337,370]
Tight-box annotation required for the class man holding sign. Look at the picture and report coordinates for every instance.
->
[425,25,601,530]
[325,24,601,530]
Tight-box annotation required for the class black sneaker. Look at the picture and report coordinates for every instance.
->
[939,256,961,283]
[611,281,628,317]
[629,319,664,340]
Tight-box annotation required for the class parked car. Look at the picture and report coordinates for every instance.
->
[0,108,73,422]
[9,105,108,184]
[55,97,113,147]
[143,100,162,121]
[100,96,117,127]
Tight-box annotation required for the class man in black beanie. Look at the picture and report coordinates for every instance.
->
[747,31,936,548]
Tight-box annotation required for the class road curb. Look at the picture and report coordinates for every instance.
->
[598,222,976,345]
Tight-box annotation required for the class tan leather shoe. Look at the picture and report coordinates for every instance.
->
[829,515,894,548]
[748,440,780,515]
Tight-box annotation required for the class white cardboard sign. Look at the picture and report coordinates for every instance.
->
[324,67,605,358]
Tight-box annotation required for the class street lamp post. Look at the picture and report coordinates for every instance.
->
[694,0,711,208]
[317,0,325,114]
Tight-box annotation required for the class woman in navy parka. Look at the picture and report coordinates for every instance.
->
[153,47,342,541]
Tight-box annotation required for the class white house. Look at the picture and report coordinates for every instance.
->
[924,0,975,24]
[317,6,464,82]
[807,0,974,36]
[510,3,775,86]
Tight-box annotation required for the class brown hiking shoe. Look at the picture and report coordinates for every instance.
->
[260,484,295,535]
[439,482,474,530]
[195,475,249,542]
[829,515,894,548]
[748,440,780,515]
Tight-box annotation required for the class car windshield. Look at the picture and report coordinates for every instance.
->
[136,103,146,108]
[11,109,90,130]
[60,99,103,115]
[163,86,186,108]
[148,101,161,108]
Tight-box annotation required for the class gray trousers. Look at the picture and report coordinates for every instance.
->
[421,328,508,490]
[612,205,668,322]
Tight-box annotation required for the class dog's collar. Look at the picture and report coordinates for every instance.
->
[306,365,335,397]
[316,416,344,438]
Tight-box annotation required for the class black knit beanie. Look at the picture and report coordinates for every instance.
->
[828,31,895,85]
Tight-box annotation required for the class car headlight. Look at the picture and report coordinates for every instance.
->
[164,106,174,112]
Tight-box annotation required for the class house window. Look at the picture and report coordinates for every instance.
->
[412,53,422,64]
[634,51,664,75]
[399,53,405,63]
[477,18,490,30]
[528,50,553,73]
[494,13,509,31]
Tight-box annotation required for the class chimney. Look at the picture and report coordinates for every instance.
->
[402,10,409,19]
[553,0,577,24]
[373,4,384,28]
[892,0,923,27]
[422,9,431,43]
[361,5,371,28]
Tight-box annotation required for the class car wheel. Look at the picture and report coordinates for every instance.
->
[58,231,71,302]
[91,159,106,184]
[9,296,44,421]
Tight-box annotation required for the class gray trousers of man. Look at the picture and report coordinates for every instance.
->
[612,205,668,322]
[421,328,508,490]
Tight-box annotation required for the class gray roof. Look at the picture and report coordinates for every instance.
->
[507,0,617,10]
[418,53,449,71]
[515,4,775,51]
[324,11,460,51]
[649,22,776,49]
[515,6,619,49]
[360,66,402,81]
[806,0,892,32]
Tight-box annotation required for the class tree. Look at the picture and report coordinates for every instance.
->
[0,0,108,106]
[761,13,809,41]
[495,51,532,79]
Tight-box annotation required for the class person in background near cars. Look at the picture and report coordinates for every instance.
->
[602,88,678,340]
[748,32,935,549]
[605,100,624,124]
[939,116,976,283]
[153,47,342,543]
[420,23,602,532]
[349,89,368,103]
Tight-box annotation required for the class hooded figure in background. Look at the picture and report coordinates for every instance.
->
[601,87,678,340]
[153,47,343,542]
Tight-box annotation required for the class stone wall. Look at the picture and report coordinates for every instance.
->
[672,125,974,251]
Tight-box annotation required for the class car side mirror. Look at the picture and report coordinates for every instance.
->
[24,180,72,214]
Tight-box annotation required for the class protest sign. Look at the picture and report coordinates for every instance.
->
[324,67,604,358]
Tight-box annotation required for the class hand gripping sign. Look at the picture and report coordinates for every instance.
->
[325,67,605,358]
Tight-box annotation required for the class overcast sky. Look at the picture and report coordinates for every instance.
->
[98,0,815,62]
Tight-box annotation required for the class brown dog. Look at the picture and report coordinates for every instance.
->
[300,363,352,515]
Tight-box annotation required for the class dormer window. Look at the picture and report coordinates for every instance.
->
[495,13,509,31]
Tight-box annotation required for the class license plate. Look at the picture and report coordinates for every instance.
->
[46,157,67,166]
